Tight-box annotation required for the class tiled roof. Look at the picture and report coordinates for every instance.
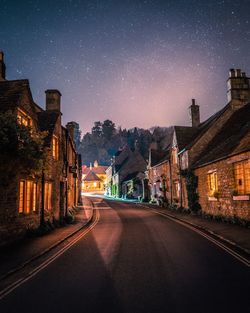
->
[150,149,169,167]
[82,165,108,175]
[0,79,33,111]
[185,104,229,150]
[194,103,250,167]
[122,171,140,183]
[83,170,102,182]
[174,126,199,151]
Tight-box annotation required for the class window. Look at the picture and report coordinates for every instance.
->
[173,181,180,199]
[234,160,250,195]
[207,171,218,196]
[26,180,32,213]
[52,135,59,160]
[172,148,178,165]
[32,183,37,211]
[44,182,52,211]
[17,108,33,127]
[18,180,37,214]
[19,181,25,213]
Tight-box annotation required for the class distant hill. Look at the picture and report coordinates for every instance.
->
[76,120,173,166]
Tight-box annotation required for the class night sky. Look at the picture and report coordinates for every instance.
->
[0,0,250,133]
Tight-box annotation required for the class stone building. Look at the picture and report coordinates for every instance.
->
[147,69,249,220]
[82,161,108,193]
[107,145,147,198]
[0,52,81,246]
[147,147,170,205]
[194,103,250,220]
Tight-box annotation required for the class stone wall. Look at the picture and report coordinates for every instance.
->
[195,151,250,221]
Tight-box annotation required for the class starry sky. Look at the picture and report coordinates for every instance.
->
[0,0,250,134]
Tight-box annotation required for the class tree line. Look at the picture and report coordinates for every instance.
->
[74,119,173,166]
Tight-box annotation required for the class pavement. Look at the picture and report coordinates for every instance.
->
[0,196,94,280]
[138,202,250,255]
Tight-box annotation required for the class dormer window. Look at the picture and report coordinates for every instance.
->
[52,135,59,160]
[17,108,33,127]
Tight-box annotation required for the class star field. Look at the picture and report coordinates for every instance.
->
[0,0,250,133]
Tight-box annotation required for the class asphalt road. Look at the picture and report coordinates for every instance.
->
[0,197,249,313]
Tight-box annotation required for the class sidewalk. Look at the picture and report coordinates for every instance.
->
[139,203,250,255]
[0,198,94,280]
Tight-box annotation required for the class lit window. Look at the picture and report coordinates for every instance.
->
[19,181,25,213]
[32,183,37,211]
[44,182,52,210]
[17,109,33,127]
[52,135,59,160]
[234,160,250,195]
[18,180,37,214]
[26,180,32,213]
[207,171,218,196]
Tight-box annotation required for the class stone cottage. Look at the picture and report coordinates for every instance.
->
[0,52,81,246]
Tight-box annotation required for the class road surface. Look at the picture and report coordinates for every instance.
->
[0,197,249,313]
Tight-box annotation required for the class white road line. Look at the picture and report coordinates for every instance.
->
[148,208,250,267]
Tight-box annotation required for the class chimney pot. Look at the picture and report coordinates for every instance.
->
[229,69,235,77]
[236,69,241,77]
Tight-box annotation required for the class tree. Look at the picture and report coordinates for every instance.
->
[91,121,102,138]
[102,119,115,140]
[0,111,46,186]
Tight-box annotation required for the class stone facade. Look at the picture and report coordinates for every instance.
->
[0,53,81,246]
[195,152,250,221]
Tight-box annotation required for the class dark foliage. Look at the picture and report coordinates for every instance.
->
[78,120,173,165]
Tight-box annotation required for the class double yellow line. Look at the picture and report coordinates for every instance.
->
[0,209,100,300]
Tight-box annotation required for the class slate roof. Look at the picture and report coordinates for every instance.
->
[0,79,34,111]
[174,126,199,152]
[83,170,102,182]
[194,103,250,167]
[122,171,140,183]
[150,149,170,167]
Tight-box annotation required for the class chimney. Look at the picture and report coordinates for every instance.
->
[0,51,6,81]
[45,89,61,112]
[227,68,250,106]
[66,122,75,141]
[189,99,200,127]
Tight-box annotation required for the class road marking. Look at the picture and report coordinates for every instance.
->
[144,207,250,268]
[0,209,100,300]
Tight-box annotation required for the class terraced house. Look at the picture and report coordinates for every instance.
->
[0,52,82,246]
[148,69,250,221]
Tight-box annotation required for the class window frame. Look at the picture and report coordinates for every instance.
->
[233,160,250,195]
